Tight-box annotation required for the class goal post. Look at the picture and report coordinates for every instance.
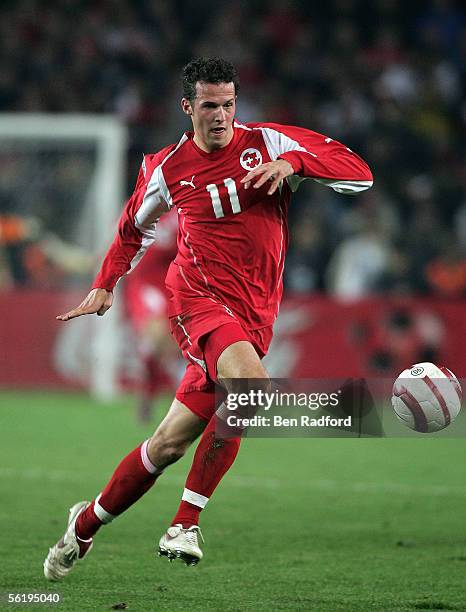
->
[0,114,128,400]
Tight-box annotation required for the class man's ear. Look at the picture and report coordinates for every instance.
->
[181,98,193,116]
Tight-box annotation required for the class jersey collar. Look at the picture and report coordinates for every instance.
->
[187,123,241,159]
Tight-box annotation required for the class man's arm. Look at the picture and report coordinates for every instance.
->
[57,150,173,321]
[240,122,373,195]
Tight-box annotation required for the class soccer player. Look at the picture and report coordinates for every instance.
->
[44,57,373,579]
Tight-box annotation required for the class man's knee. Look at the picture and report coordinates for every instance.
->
[146,398,205,469]
[216,341,271,400]
[147,429,189,469]
[217,341,268,381]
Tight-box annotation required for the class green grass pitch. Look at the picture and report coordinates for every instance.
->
[1,390,465,611]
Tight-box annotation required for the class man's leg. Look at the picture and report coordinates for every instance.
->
[168,340,269,531]
[44,397,204,580]
[76,398,204,537]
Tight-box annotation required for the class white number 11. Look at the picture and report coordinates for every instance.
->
[206,178,241,219]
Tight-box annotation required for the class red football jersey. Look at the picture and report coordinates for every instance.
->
[93,121,373,330]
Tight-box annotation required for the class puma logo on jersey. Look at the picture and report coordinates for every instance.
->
[180,175,196,189]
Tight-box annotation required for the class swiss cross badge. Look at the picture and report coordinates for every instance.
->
[240,148,262,171]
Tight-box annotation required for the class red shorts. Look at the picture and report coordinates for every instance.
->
[170,301,273,421]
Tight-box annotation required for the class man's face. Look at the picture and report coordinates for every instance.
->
[182,81,236,152]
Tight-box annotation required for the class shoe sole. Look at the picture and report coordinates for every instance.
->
[158,546,200,566]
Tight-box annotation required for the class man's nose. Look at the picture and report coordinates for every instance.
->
[215,107,226,122]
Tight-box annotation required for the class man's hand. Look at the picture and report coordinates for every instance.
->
[240,159,294,195]
[56,288,113,321]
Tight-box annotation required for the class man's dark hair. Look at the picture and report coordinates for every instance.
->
[182,57,240,102]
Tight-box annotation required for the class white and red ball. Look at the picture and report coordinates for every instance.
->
[391,362,462,433]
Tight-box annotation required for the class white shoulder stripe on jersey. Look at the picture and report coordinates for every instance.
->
[157,165,173,209]
[260,125,318,159]
[140,133,188,215]
[129,134,189,273]
[135,167,165,228]
[234,121,317,158]
[234,121,252,131]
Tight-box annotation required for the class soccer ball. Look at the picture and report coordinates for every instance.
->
[391,362,462,433]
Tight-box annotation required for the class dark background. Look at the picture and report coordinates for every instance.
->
[0,0,464,298]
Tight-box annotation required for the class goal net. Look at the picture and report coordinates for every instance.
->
[0,114,128,400]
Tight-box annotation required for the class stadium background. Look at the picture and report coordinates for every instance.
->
[1,2,466,611]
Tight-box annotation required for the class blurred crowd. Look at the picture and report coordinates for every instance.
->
[0,0,465,298]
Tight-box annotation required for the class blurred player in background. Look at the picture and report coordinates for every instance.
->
[124,212,180,423]
[44,57,373,579]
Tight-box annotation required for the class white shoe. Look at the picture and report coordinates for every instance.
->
[44,501,93,581]
[158,524,204,566]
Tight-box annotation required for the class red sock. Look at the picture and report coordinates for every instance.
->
[76,440,161,540]
[75,501,102,542]
[171,415,241,528]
